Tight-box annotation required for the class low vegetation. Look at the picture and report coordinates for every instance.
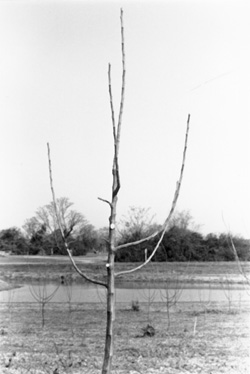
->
[116,227,250,262]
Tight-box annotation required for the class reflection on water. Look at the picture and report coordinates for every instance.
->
[0,282,250,304]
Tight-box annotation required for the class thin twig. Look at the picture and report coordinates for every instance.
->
[117,7,126,143]
[108,63,116,141]
[223,215,250,286]
[47,143,107,288]
[115,114,190,277]
[230,235,250,285]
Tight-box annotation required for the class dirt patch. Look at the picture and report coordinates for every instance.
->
[0,301,249,373]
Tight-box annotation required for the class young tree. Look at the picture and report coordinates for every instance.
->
[47,9,190,374]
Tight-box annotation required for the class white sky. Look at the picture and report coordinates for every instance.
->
[0,0,249,237]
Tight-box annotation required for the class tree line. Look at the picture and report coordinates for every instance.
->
[0,197,108,256]
[115,207,250,262]
[0,200,249,261]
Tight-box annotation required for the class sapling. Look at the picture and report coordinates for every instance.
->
[47,9,190,374]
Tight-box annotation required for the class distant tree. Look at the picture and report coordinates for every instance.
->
[231,236,250,261]
[156,226,205,262]
[116,207,160,262]
[169,209,200,231]
[159,226,185,261]
[187,231,205,260]
[202,233,250,261]
[29,223,47,255]
[0,227,29,254]
[116,210,204,262]
[119,206,156,238]
[97,227,109,252]
[74,224,99,255]
[24,197,86,255]
[151,210,202,261]
[43,228,78,255]
[203,233,218,260]
[115,208,250,262]
[23,216,42,239]
[37,197,85,235]
[216,234,250,261]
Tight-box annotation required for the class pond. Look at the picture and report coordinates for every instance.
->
[1,282,250,305]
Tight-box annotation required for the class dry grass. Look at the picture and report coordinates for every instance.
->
[0,258,250,373]
[1,257,250,286]
[0,300,249,374]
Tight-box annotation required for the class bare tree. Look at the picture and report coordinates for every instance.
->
[37,197,85,238]
[118,206,158,238]
[23,216,43,239]
[29,280,60,328]
[24,197,86,255]
[160,275,184,329]
[47,9,190,374]
[169,210,195,231]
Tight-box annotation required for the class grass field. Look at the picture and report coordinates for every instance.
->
[0,301,250,373]
[0,256,250,373]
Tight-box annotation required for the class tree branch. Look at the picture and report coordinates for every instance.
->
[108,63,117,143]
[117,8,126,149]
[109,64,120,201]
[98,197,112,209]
[110,9,125,200]
[47,143,107,288]
[113,8,125,197]
[115,114,190,276]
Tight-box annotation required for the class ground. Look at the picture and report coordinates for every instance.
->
[0,301,249,374]
[0,256,250,373]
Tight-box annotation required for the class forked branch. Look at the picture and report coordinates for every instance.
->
[47,143,107,288]
[115,114,190,277]
[108,9,125,200]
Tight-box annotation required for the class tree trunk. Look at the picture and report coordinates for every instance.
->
[102,250,115,374]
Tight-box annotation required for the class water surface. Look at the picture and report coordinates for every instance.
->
[1,282,249,304]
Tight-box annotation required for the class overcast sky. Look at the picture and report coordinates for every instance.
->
[0,0,249,237]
